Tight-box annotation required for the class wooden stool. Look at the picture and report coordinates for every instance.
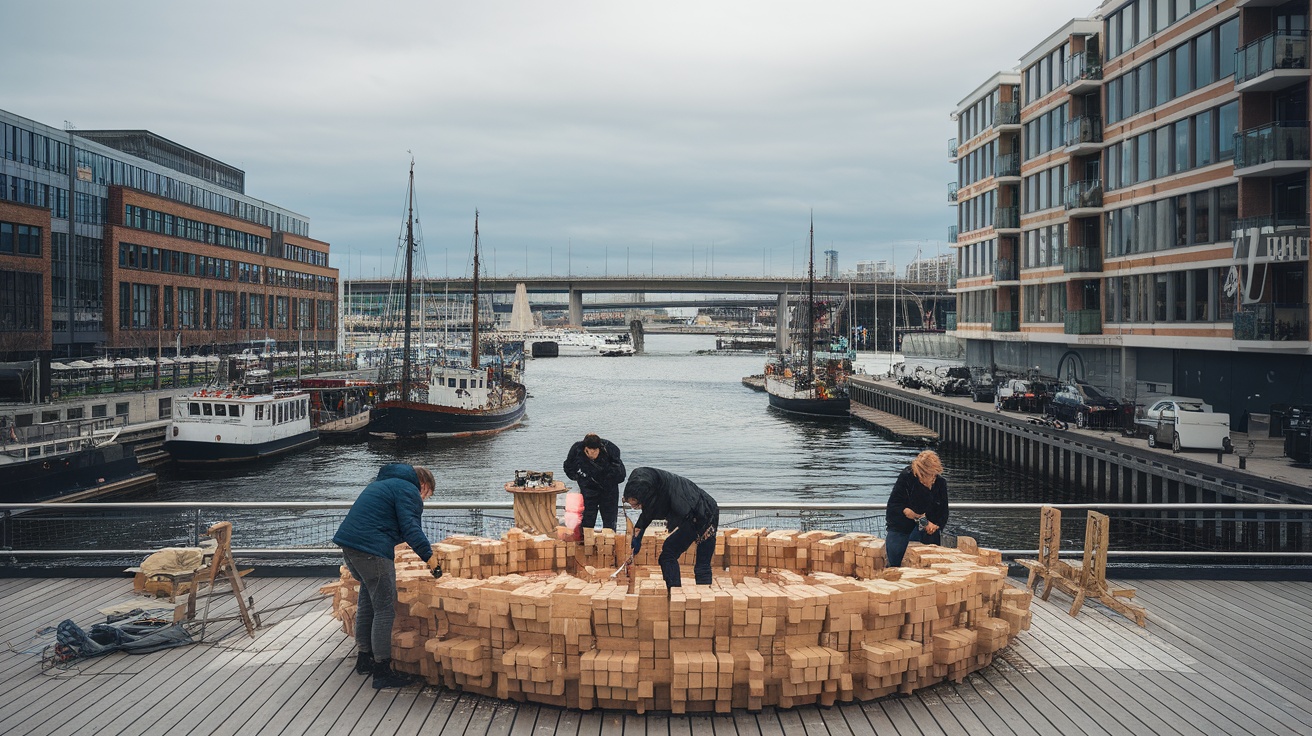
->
[505,480,567,535]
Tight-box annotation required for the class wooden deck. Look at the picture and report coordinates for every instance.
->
[2,575,1309,735]
[849,404,938,444]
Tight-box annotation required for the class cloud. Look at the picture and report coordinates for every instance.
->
[7,0,1095,279]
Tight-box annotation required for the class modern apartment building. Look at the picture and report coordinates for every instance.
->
[0,110,339,368]
[949,0,1310,420]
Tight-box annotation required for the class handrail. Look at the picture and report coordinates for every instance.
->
[4,501,1309,512]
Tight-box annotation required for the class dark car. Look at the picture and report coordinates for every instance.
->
[968,367,995,403]
[1050,381,1120,429]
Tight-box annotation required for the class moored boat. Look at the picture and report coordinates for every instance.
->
[164,386,318,464]
[0,418,156,503]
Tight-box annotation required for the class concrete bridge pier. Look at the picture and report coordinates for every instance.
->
[568,288,583,327]
[776,293,790,352]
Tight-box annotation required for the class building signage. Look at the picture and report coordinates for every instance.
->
[76,165,92,182]
[1225,227,1310,305]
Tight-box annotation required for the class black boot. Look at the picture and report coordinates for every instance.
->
[372,658,413,689]
[355,651,372,675]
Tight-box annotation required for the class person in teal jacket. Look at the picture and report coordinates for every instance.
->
[333,463,440,688]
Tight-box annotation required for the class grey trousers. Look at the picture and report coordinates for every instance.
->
[341,546,396,658]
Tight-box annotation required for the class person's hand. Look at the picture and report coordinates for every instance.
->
[631,535,642,555]
[925,522,939,535]
[430,564,443,579]
[903,508,919,520]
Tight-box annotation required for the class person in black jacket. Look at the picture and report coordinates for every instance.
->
[884,450,949,567]
[624,467,719,587]
[563,433,627,531]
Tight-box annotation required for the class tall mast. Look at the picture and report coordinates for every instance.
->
[401,160,415,403]
[471,210,481,371]
[807,215,815,382]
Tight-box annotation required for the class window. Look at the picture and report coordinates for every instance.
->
[116,402,129,416]
[1217,101,1238,160]
[92,404,107,418]
[1156,54,1172,106]
[1174,119,1190,172]
[1155,127,1172,178]
[1218,19,1238,79]
[158,398,171,420]
[1192,190,1212,244]
[1174,44,1191,98]
[1194,111,1213,166]
[42,410,60,423]
[1195,32,1214,88]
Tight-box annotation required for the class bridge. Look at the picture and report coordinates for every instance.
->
[343,276,953,349]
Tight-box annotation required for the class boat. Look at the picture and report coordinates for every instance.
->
[600,334,635,357]
[764,218,852,418]
[368,163,527,439]
[163,380,319,464]
[0,418,156,503]
[522,329,604,358]
[300,377,378,441]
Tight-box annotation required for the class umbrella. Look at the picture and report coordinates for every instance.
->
[114,357,139,367]
[92,358,115,368]
[49,362,70,371]
[67,360,94,369]
[157,357,175,366]
[137,357,157,367]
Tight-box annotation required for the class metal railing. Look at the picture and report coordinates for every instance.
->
[1235,29,1309,85]
[4,502,1311,566]
[992,311,1019,332]
[948,225,959,243]
[993,258,1018,282]
[1065,51,1103,83]
[948,137,958,158]
[1233,303,1310,341]
[995,206,1020,229]
[1063,179,1103,210]
[995,152,1020,178]
[948,181,958,203]
[1064,308,1103,335]
[993,102,1020,127]
[1231,213,1309,237]
[1234,121,1311,169]
[1063,245,1102,274]
[1064,116,1103,147]
[944,312,957,330]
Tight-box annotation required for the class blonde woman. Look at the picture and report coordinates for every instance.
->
[884,450,949,566]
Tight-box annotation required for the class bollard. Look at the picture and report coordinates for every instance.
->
[1239,455,1247,470]
[1217,451,1224,464]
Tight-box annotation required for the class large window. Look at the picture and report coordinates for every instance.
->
[0,270,41,331]
[0,221,41,256]
[178,287,199,329]
[216,291,235,330]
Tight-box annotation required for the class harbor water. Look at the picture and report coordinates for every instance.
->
[95,334,1066,553]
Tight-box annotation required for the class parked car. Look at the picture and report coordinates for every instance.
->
[1050,382,1120,429]
[928,366,971,396]
[1135,397,1233,453]
[968,368,995,403]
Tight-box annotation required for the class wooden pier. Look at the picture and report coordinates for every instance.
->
[741,375,766,392]
[2,574,1309,735]
[849,403,938,444]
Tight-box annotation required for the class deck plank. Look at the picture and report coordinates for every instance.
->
[3,577,1311,736]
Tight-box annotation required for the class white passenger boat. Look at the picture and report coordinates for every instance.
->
[164,386,318,464]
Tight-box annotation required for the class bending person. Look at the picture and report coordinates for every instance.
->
[333,463,442,689]
[625,467,719,587]
[884,450,950,567]
[563,432,627,531]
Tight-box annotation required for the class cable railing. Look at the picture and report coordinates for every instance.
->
[6,501,1310,568]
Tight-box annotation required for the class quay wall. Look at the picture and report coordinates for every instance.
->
[848,377,1309,507]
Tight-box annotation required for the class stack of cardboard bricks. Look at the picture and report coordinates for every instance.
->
[324,525,1033,714]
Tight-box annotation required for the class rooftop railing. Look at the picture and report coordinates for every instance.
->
[1235,29,1309,85]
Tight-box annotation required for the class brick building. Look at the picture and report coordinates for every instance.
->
[949,0,1312,421]
[0,111,338,367]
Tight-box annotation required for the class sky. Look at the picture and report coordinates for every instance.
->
[8,0,1095,282]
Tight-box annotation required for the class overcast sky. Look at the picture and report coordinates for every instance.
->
[9,0,1094,282]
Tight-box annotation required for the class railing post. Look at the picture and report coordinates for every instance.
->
[193,509,202,546]
[471,508,485,537]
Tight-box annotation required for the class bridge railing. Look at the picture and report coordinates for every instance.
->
[3,502,1310,569]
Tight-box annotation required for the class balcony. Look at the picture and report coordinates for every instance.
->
[995,152,1021,179]
[1231,214,1309,238]
[1235,30,1309,93]
[949,137,958,159]
[944,312,957,330]
[993,311,1019,332]
[948,181,958,204]
[993,258,1018,283]
[1233,121,1311,177]
[992,102,1020,129]
[1233,303,1309,342]
[995,206,1020,231]
[1064,309,1103,335]
[1065,51,1102,94]
[1063,180,1103,214]
[1063,116,1104,155]
[1063,246,1102,275]
[948,225,959,243]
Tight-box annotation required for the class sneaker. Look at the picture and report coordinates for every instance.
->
[355,651,372,675]
[372,658,414,689]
